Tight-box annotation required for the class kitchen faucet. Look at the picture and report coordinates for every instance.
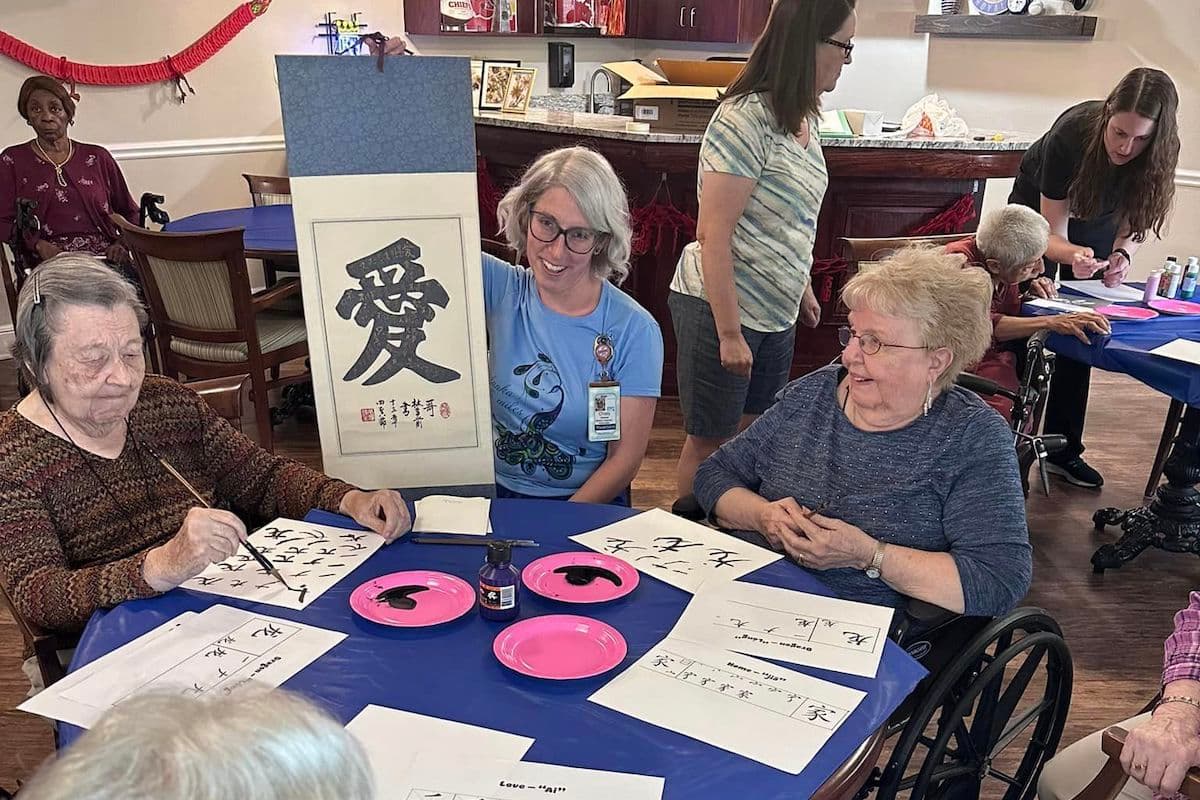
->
[587,68,612,114]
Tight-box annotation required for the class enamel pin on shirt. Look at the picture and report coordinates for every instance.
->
[588,334,621,442]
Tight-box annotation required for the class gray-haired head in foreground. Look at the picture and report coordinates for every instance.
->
[11,253,147,403]
[975,204,1050,275]
[496,146,633,285]
[19,687,374,800]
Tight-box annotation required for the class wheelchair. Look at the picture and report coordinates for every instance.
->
[851,600,1073,799]
[958,330,1066,498]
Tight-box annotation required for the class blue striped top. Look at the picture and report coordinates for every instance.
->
[670,92,828,333]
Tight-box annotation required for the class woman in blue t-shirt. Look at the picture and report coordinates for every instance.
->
[483,147,664,505]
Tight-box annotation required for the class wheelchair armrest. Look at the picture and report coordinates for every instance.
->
[891,598,960,645]
[956,372,1019,403]
[139,192,170,228]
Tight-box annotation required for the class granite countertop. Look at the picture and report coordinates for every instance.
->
[475,108,1034,150]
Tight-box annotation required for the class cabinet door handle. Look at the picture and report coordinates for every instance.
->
[690,7,697,27]
[679,6,686,26]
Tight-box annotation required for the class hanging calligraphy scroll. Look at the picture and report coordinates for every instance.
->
[277,55,494,495]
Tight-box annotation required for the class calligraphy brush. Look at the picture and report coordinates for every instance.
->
[143,443,292,590]
[411,535,539,548]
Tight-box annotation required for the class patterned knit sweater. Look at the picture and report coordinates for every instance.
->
[0,376,356,632]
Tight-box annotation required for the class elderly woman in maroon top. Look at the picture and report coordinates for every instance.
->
[0,75,138,267]
[944,204,1110,422]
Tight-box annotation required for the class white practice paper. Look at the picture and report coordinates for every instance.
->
[1026,297,1097,313]
[347,705,534,791]
[1150,338,1200,367]
[570,508,781,593]
[20,605,345,729]
[669,581,892,678]
[181,517,384,610]
[389,756,664,800]
[413,495,492,534]
[1060,280,1144,303]
[590,637,865,775]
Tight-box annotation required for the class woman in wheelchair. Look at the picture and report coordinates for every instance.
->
[0,75,139,268]
[945,203,1111,423]
[693,247,1032,618]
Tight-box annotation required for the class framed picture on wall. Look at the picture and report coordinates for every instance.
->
[480,60,521,111]
[470,60,484,110]
[500,67,537,113]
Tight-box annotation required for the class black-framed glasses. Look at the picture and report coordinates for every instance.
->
[822,37,854,60]
[838,326,927,356]
[528,208,606,256]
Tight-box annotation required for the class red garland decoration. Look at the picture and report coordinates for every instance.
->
[0,1,271,90]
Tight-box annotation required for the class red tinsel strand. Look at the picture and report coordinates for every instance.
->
[0,1,270,87]
[476,156,504,238]
[908,193,976,236]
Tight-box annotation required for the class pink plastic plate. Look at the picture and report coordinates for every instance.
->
[522,552,639,604]
[1149,299,1200,316]
[1095,304,1159,321]
[349,571,475,627]
[493,614,627,680]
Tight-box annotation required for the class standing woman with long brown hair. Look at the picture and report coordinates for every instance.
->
[1009,68,1180,488]
[669,0,857,514]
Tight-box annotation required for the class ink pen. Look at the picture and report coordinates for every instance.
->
[142,442,292,590]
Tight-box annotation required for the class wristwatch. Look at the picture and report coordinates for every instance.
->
[865,541,887,580]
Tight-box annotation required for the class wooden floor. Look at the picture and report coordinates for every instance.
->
[0,363,1191,795]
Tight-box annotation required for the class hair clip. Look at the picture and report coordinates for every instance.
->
[32,272,42,306]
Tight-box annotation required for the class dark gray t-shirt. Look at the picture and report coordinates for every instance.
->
[694,365,1032,616]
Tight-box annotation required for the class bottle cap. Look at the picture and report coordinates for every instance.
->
[486,540,513,566]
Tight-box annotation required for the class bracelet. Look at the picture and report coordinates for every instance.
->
[1157,695,1200,712]
[1111,247,1131,263]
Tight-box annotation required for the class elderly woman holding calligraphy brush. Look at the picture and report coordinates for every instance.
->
[0,255,411,646]
[0,76,139,267]
[693,248,1032,617]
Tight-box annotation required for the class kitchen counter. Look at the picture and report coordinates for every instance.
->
[475,108,1035,150]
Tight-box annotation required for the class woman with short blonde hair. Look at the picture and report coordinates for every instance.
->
[695,247,1031,618]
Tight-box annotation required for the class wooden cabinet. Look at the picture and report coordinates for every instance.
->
[635,0,770,43]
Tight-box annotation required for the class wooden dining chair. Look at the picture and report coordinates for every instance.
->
[242,173,296,287]
[184,375,249,432]
[112,216,310,453]
[1071,725,1200,800]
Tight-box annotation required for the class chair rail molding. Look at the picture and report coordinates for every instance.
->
[108,134,286,162]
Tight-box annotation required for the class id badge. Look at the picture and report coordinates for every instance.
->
[587,381,621,442]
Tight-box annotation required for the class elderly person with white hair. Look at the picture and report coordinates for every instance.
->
[487,146,663,505]
[945,203,1110,423]
[694,248,1032,617]
[0,255,411,642]
[19,687,374,800]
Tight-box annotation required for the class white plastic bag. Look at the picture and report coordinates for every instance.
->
[899,94,970,139]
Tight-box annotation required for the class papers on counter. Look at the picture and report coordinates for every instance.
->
[1150,338,1200,367]
[570,508,782,593]
[20,605,345,729]
[182,517,385,610]
[1060,280,1144,303]
[590,637,865,775]
[670,581,892,678]
[413,494,492,534]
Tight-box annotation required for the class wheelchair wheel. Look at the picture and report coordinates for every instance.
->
[874,608,1072,800]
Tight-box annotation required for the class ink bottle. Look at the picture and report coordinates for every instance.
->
[479,541,520,622]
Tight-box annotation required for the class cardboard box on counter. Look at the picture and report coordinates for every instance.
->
[603,59,744,133]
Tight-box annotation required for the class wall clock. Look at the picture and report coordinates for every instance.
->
[1008,0,1030,12]
[969,0,1010,13]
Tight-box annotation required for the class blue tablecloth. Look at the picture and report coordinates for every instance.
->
[61,500,926,799]
[1024,286,1200,405]
[164,205,297,255]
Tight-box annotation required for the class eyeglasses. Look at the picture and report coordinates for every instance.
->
[528,209,605,256]
[838,326,928,356]
[822,37,854,60]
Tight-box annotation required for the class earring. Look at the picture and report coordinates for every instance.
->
[923,378,933,417]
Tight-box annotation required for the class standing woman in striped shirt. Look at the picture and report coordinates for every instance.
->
[669,0,856,510]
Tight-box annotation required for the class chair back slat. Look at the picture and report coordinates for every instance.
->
[243,174,292,207]
[145,256,238,332]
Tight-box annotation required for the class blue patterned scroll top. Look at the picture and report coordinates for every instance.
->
[276,55,476,177]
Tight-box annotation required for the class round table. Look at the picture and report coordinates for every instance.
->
[62,499,926,799]
[164,205,297,260]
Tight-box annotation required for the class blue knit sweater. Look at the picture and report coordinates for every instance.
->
[694,365,1032,616]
